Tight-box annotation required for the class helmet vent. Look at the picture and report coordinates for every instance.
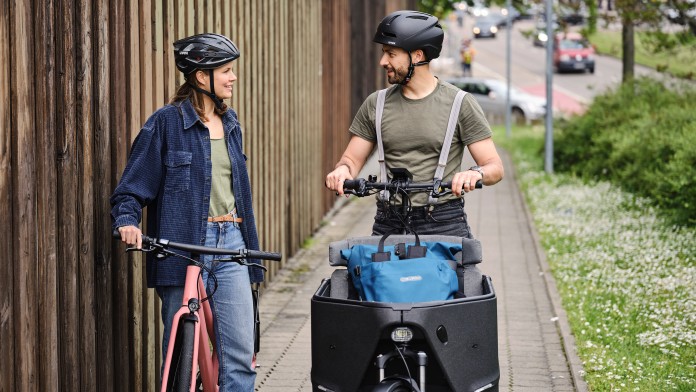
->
[406,15,428,20]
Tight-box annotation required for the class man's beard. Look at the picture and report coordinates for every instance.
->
[385,65,408,84]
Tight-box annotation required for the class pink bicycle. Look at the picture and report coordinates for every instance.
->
[115,231,281,391]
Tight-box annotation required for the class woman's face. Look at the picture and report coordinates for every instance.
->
[197,63,237,99]
[212,63,237,99]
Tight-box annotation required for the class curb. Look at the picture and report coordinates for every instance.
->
[511,161,589,392]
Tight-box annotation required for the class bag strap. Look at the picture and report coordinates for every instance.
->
[375,88,391,201]
[428,90,467,205]
[377,232,421,252]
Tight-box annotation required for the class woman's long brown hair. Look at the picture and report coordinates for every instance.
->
[170,71,227,122]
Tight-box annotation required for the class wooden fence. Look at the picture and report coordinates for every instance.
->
[0,0,415,390]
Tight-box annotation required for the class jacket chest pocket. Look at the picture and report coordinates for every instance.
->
[164,151,192,192]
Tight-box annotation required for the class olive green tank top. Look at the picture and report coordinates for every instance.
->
[208,138,236,217]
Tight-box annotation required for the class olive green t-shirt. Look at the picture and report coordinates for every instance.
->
[208,138,236,217]
[349,80,492,205]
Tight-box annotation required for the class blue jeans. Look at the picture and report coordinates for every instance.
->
[372,199,473,238]
[158,221,255,392]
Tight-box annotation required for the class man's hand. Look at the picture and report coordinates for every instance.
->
[325,164,353,196]
[118,225,143,249]
[451,170,483,197]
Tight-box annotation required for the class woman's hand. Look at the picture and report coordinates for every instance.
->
[118,225,143,249]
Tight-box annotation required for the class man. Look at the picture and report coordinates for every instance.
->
[460,38,476,76]
[325,10,504,238]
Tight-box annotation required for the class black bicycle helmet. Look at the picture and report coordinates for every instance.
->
[174,33,240,75]
[373,10,443,61]
[173,33,240,110]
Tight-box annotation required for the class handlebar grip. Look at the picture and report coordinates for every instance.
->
[342,179,363,190]
[246,250,282,261]
[440,179,483,190]
[112,229,155,245]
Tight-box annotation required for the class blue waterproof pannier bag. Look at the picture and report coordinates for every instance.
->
[341,235,461,303]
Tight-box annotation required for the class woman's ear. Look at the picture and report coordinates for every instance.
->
[195,70,208,87]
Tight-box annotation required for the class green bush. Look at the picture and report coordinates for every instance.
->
[555,78,696,225]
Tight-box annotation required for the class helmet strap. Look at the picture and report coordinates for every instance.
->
[401,51,430,85]
[188,69,226,111]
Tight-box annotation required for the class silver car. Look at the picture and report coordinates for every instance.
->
[447,77,546,125]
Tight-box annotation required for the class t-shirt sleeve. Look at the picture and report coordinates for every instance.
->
[348,92,378,142]
[458,93,493,146]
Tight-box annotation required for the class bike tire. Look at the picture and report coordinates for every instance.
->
[170,319,196,392]
[371,378,417,392]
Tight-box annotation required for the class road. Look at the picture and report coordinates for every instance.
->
[435,13,657,115]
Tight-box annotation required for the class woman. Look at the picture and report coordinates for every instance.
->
[110,33,261,391]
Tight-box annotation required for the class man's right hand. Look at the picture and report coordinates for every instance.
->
[118,225,143,249]
[325,164,353,196]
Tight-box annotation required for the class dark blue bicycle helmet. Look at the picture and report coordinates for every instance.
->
[173,33,240,109]
[174,33,240,75]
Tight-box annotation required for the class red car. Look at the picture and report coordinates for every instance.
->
[553,32,595,74]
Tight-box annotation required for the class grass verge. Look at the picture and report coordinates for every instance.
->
[494,125,695,391]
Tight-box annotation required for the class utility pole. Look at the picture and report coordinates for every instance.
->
[505,0,512,138]
[544,0,554,173]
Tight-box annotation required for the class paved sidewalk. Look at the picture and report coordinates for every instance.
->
[254,150,587,392]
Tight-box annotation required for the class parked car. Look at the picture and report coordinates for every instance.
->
[553,32,595,73]
[446,77,546,125]
[473,16,499,38]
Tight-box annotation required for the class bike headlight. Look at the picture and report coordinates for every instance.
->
[391,327,413,343]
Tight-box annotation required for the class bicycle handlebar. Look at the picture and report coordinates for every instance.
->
[112,230,282,261]
[343,178,482,197]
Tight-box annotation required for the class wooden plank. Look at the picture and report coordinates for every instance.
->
[153,0,164,108]
[124,0,153,390]
[163,0,176,102]
[76,0,97,390]
[195,0,204,32]
[279,0,288,267]
[186,0,194,36]
[214,0,221,33]
[110,0,131,389]
[11,0,42,388]
[0,0,15,389]
[93,0,115,390]
[31,0,59,390]
[55,0,80,389]
[140,0,154,122]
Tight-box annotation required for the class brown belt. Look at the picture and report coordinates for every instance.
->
[208,211,243,223]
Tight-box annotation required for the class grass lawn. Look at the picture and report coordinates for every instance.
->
[587,30,696,79]
[493,125,696,391]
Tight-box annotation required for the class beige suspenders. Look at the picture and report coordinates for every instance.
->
[374,88,467,205]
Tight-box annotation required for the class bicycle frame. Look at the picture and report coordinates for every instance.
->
[160,263,219,392]
[114,231,280,392]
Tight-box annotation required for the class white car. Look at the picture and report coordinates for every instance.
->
[447,77,547,124]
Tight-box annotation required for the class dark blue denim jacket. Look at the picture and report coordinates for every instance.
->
[110,99,263,286]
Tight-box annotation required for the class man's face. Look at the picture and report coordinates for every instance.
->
[379,45,410,84]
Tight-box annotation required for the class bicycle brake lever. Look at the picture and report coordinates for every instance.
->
[217,258,269,272]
